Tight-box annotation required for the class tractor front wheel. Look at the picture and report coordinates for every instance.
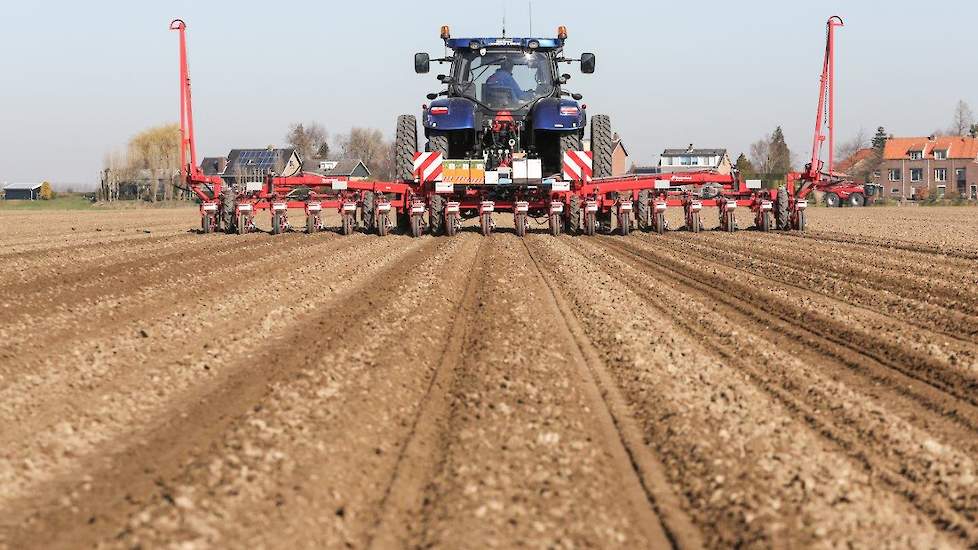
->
[567,195,582,235]
[377,210,389,236]
[637,190,651,231]
[341,213,354,235]
[410,214,423,238]
[429,194,444,235]
[549,213,561,236]
[618,210,631,236]
[654,211,666,234]
[480,213,492,236]
[515,213,527,237]
[271,212,284,235]
[584,212,596,236]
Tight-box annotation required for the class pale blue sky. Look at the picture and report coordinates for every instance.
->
[1,0,976,187]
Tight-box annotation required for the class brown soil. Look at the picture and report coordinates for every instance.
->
[0,206,975,549]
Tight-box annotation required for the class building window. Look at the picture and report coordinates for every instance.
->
[681,156,695,166]
[873,170,881,179]
[937,185,946,198]
[910,168,923,182]
[889,169,902,181]
[935,168,947,182]
[934,149,947,160]
[909,150,923,160]
[971,185,977,200]
[956,168,966,182]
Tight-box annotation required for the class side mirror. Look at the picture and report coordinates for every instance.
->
[580,52,595,74]
[571,93,583,101]
[426,93,439,100]
[415,52,430,74]
[437,74,448,82]
[561,73,571,81]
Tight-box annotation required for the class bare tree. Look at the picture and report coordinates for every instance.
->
[951,100,975,136]
[337,128,394,180]
[128,124,180,202]
[835,128,868,162]
[285,122,329,161]
[749,135,771,174]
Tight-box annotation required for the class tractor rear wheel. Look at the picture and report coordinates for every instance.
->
[429,194,444,235]
[590,115,613,178]
[775,187,790,229]
[480,213,492,236]
[567,195,582,234]
[637,190,651,231]
[362,192,375,231]
[306,214,318,234]
[824,192,840,207]
[559,133,582,171]
[428,132,449,157]
[849,192,865,207]
[395,115,418,181]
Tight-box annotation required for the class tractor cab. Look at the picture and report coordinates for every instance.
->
[412,26,597,176]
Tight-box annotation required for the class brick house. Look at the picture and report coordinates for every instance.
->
[658,145,732,175]
[873,136,978,200]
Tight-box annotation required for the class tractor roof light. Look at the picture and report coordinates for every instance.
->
[440,25,451,40]
[528,39,540,50]
[557,25,568,40]
[469,40,481,50]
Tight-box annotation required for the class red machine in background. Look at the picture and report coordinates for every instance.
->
[787,16,872,208]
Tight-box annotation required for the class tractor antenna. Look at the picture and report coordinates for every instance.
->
[528,0,533,36]
[502,2,506,37]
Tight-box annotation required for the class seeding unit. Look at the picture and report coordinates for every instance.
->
[171,19,818,238]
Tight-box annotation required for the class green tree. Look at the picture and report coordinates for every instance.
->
[872,126,888,151]
[768,126,792,177]
[734,153,755,178]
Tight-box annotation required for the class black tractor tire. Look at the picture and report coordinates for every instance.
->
[759,212,771,232]
[590,115,613,179]
[377,211,389,236]
[559,133,582,171]
[824,192,841,208]
[429,194,444,235]
[306,214,318,234]
[849,192,866,207]
[220,190,235,233]
[397,210,411,234]
[428,132,450,157]
[445,211,457,236]
[480,213,492,236]
[636,190,651,231]
[238,214,249,235]
[271,212,283,235]
[341,214,354,236]
[201,214,213,234]
[688,212,701,233]
[775,187,790,230]
[362,191,375,232]
[395,115,418,181]
[567,195,582,234]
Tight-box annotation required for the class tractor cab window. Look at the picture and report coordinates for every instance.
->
[454,50,554,110]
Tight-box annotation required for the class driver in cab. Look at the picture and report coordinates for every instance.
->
[486,58,532,102]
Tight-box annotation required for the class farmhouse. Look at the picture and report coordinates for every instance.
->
[3,182,43,200]
[301,159,371,179]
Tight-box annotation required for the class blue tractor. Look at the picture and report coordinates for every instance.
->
[395,25,612,184]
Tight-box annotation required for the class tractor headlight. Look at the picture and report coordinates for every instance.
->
[528,40,539,50]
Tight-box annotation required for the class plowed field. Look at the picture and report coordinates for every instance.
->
[1,205,976,549]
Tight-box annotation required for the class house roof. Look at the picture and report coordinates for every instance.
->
[837,148,874,172]
[882,136,978,160]
[662,147,727,157]
[224,148,298,176]
[613,139,629,157]
[3,182,42,190]
[301,159,370,177]
[200,157,226,176]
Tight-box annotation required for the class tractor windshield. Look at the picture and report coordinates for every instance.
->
[454,50,555,110]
